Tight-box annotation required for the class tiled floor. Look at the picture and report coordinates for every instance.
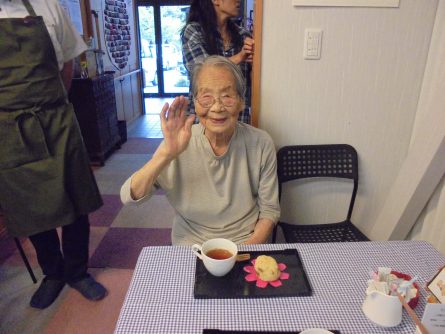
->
[0,112,173,333]
[127,114,163,138]
[127,97,173,138]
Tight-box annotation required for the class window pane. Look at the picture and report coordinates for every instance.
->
[138,6,158,94]
[160,5,189,94]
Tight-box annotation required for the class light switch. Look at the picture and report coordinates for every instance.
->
[304,29,323,60]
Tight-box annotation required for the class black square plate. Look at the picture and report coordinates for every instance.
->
[203,330,340,334]
[194,249,312,299]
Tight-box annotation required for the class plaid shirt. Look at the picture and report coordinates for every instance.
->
[182,22,252,124]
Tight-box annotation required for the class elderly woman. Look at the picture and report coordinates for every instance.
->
[120,56,279,245]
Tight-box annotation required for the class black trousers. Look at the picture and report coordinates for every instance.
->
[29,215,90,283]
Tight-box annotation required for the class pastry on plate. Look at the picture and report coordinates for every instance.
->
[254,255,280,281]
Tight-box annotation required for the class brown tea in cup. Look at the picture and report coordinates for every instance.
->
[192,238,238,276]
[206,248,233,260]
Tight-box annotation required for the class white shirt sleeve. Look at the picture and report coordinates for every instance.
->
[49,0,87,69]
[0,0,87,70]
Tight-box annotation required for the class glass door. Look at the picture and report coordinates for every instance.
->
[137,1,190,97]
[160,5,189,94]
[138,5,158,94]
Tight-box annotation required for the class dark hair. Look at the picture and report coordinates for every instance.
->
[181,0,243,54]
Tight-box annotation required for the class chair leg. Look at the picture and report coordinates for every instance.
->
[14,237,37,284]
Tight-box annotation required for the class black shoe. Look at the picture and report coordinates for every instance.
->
[68,275,107,301]
[30,278,65,309]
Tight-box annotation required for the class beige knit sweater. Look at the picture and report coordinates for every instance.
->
[121,123,280,245]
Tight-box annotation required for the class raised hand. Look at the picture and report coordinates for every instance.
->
[160,96,195,160]
[240,37,254,63]
[129,96,195,200]
[230,37,254,65]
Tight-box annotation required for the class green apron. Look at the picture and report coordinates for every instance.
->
[0,0,103,237]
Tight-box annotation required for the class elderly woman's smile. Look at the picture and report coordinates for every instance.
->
[194,66,244,142]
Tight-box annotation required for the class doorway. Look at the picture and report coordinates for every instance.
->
[137,1,190,98]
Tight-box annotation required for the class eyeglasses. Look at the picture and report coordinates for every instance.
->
[195,94,238,109]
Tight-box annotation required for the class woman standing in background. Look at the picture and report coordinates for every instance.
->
[181,0,254,124]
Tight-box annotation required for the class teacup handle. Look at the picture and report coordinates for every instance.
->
[191,244,203,260]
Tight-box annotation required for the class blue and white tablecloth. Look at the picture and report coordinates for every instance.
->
[115,241,445,334]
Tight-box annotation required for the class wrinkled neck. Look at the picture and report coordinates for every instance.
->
[204,128,234,156]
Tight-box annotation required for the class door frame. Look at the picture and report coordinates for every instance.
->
[251,0,262,128]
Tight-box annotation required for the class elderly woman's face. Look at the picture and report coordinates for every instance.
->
[195,66,243,136]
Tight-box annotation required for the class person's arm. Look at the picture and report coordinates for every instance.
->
[52,1,87,69]
[243,218,275,244]
[243,133,281,244]
[130,96,195,200]
[229,37,254,65]
[61,60,74,92]
[183,23,253,70]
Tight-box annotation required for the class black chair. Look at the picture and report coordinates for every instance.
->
[272,144,369,243]
[14,237,37,283]
[1,208,37,283]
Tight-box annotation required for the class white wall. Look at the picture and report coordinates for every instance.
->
[369,0,445,246]
[259,0,438,236]
[409,176,445,255]
[406,0,445,256]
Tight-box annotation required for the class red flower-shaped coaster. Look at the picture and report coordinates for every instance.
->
[243,258,290,288]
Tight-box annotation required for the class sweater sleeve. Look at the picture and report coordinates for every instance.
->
[120,175,156,205]
[257,134,281,224]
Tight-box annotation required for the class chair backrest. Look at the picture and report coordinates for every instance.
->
[277,144,358,221]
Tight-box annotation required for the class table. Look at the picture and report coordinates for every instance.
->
[114,241,445,333]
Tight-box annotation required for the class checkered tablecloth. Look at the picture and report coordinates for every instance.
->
[114,241,445,334]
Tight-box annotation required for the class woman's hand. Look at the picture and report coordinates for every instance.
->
[159,96,195,160]
[242,37,254,63]
[243,218,275,244]
[129,96,195,200]
[235,37,254,64]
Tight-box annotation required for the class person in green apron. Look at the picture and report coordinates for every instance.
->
[0,0,107,309]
